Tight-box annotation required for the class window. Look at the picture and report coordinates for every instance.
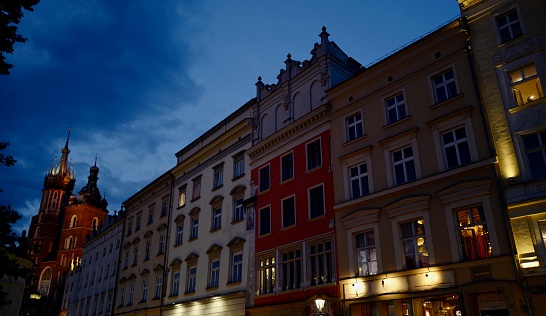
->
[70,215,77,228]
[211,206,222,231]
[392,146,416,185]
[126,284,134,305]
[306,139,322,170]
[192,177,201,200]
[281,152,294,182]
[281,249,301,291]
[178,186,186,207]
[523,131,546,180]
[282,196,296,228]
[190,217,199,240]
[309,185,325,219]
[144,240,151,261]
[187,266,197,293]
[308,240,333,286]
[496,8,523,44]
[209,259,220,288]
[231,252,243,283]
[141,279,148,302]
[154,275,162,299]
[355,231,377,276]
[259,206,271,236]
[135,215,141,231]
[350,163,369,199]
[213,164,223,189]
[233,197,244,222]
[160,200,168,217]
[385,93,407,124]
[456,206,492,260]
[175,224,184,245]
[147,209,154,224]
[171,272,180,296]
[432,68,458,103]
[127,221,133,236]
[92,217,98,230]
[346,112,364,141]
[233,152,245,179]
[442,127,471,169]
[509,63,544,106]
[119,287,125,307]
[158,234,165,255]
[259,165,270,192]
[400,219,429,269]
[257,255,275,295]
[124,251,129,269]
[132,247,138,266]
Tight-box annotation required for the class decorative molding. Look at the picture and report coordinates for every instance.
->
[492,33,546,64]
[342,209,380,229]
[385,196,430,218]
[436,179,490,204]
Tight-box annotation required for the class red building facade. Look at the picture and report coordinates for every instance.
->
[246,27,362,315]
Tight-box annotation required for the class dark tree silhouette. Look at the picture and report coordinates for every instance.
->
[0,0,41,75]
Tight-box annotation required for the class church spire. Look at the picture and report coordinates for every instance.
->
[57,127,71,176]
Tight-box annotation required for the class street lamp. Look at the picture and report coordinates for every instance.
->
[315,298,326,316]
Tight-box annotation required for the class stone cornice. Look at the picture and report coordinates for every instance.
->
[248,104,330,160]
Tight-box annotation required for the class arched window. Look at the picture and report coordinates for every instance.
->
[70,215,77,228]
[92,218,98,231]
[34,227,40,238]
[38,267,52,296]
[38,213,43,223]
[66,236,74,249]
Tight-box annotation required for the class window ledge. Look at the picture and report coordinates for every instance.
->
[190,197,201,203]
[230,219,244,225]
[430,93,464,109]
[343,134,367,146]
[508,97,546,113]
[183,291,195,296]
[174,243,183,248]
[176,205,186,210]
[226,281,242,287]
[212,185,223,192]
[210,227,221,233]
[280,177,295,185]
[281,224,296,231]
[305,165,323,174]
[382,115,412,129]
[258,232,272,238]
[232,174,245,182]
[205,286,219,291]
[188,237,198,242]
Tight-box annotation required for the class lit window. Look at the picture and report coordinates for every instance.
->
[306,139,322,170]
[308,241,333,286]
[509,63,544,106]
[259,165,270,192]
[309,185,325,219]
[523,131,546,180]
[192,177,201,200]
[496,8,523,43]
[432,68,458,103]
[257,255,275,295]
[456,206,492,260]
[346,112,364,141]
[281,249,301,291]
[281,152,294,182]
[355,231,377,276]
[400,219,429,269]
[392,146,416,185]
[178,186,186,207]
[259,206,271,236]
[442,126,472,169]
[282,196,296,228]
[350,163,369,199]
[385,93,407,124]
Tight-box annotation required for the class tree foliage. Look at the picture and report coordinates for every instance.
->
[0,142,30,308]
[0,0,41,75]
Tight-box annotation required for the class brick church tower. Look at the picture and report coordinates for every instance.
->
[26,130,109,315]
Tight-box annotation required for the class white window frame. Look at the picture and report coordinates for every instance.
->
[384,91,408,125]
[259,205,271,236]
[306,138,323,171]
[209,259,220,288]
[429,66,459,104]
[308,184,325,219]
[341,147,374,201]
[346,111,364,141]
[381,129,421,188]
[280,151,294,183]
[259,164,271,193]
[429,107,479,172]
[178,185,186,208]
[281,195,296,228]
[141,279,148,302]
[231,251,243,283]
[493,5,525,45]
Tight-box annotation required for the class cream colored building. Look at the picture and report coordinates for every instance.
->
[459,0,546,313]
[328,19,524,315]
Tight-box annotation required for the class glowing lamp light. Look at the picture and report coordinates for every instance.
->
[521,261,540,268]
[315,299,325,312]
[30,293,41,300]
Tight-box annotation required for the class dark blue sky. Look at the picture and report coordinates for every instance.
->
[0,0,460,234]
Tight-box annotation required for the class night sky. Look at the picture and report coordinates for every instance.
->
[0,0,460,235]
